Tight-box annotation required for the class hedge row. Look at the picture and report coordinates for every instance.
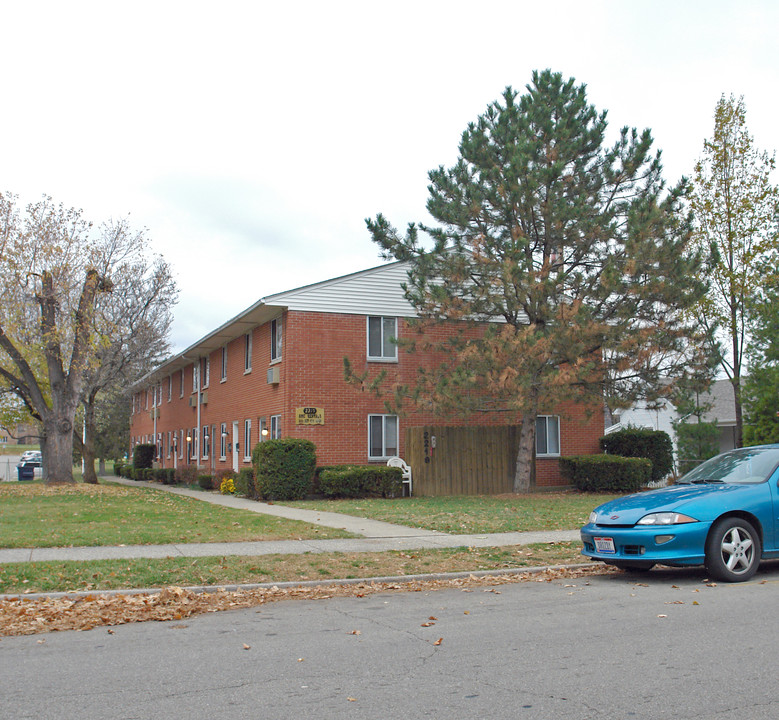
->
[559,454,651,493]
[318,465,403,498]
[600,428,673,483]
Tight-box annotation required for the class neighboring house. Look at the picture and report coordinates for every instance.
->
[605,378,739,466]
[129,260,603,492]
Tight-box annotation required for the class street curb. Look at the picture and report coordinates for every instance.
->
[0,563,603,602]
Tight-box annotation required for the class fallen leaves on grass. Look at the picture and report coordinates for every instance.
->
[0,566,608,637]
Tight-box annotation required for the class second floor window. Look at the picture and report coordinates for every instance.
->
[221,346,227,381]
[367,316,397,361]
[244,333,252,372]
[271,318,282,361]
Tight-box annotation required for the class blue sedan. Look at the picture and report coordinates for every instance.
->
[580,445,779,582]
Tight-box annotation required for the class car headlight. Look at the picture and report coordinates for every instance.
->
[588,511,598,524]
[637,512,698,526]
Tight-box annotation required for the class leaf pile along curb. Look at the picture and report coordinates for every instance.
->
[0,565,612,636]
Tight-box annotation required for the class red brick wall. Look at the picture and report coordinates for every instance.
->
[130,310,603,487]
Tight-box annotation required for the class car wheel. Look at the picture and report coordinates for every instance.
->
[705,517,761,582]
[609,561,655,573]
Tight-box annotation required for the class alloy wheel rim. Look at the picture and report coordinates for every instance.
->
[721,527,755,574]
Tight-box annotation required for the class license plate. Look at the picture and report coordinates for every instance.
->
[594,537,616,554]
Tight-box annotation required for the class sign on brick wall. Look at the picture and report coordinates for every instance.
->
[296,407,324,425]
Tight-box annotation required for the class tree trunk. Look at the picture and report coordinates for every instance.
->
[731,377,744,449]
[513,410,537,493]
[42,416,76,483]
[82,399,98,484]
[98,458,106,476]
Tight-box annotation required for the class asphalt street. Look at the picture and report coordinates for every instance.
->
[3,563,779,720]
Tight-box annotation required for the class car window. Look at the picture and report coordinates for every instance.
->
[679,448,779,485]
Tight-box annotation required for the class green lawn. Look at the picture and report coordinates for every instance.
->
[0,481,352,548]
[281,492,618,534]
[0,542,587,594]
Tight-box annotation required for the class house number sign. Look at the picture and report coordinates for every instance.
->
[296,407,324,425]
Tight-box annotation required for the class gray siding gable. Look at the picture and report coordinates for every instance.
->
[263,260,418,317]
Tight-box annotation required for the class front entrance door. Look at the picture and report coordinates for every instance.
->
[232,421,240,473]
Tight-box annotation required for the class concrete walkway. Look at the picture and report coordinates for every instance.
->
[0,475,581,564]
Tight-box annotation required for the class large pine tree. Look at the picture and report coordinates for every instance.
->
[366,70,706,492]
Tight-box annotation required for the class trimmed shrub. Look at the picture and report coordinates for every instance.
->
[174,466,198,486]
[136,467,154,482]
[253,438,316,501]
[153,468,175,484]
[600,428,673,483]
[234,467,257,499]
[318,465,403,498]
[197,474,214,490]
[133,444,156,470]
[560,454,651,493]
[114,459,125,477]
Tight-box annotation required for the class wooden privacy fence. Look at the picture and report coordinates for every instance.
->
[405,425,526,496]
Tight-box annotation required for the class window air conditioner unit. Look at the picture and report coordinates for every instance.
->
[267,366,280,385]
[189,392,208,407]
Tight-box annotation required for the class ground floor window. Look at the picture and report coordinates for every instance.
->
[368,414,398,460]
[536,415,560,456]
[270,415,281,440]
[244,419,252,460]
[220,423,227,459]
[202,426,210,459]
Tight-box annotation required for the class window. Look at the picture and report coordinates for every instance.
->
[220,422,227,459]
[244,419,252,460]
[270,415,281,440]
[168,375,172,402]
[220,346,227,382]
[259,416,267,442]
[368,414,398,459]
[367,316,397,360]
[244,333,252,372]
[192,363,199,393]
[271,318,282,361]
[167,431,171,458]
[180,369,185,398]
[201,356,210,388]
[536,416,560,456]
[202,426,210,459]
[179,429,185,460]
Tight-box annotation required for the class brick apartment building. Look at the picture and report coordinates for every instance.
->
[129,260,602,492]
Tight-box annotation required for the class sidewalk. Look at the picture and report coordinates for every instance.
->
[0,475,581,565]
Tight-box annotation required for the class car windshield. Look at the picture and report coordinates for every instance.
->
[678,447,779,485]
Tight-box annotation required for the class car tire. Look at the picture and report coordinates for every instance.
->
[705,517,761,582]
[609,561,655,573]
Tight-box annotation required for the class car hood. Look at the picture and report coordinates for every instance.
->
[591,483,764,526]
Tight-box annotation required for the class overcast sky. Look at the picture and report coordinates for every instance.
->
[3,0,778,352]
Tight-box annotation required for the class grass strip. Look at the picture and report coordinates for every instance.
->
[0,542,585,594]
[0,482,352,547]
[282,493,619,534]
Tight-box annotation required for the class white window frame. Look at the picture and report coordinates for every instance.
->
[536,415,561,457]
[270,414,281,440]
[368,414,398,460]
[202,425,210,459]
[202,356,210,389]
[367,316,398,361]
[180,369,185,398]
[244,419,252,460]
[221,346,227,382]
[179,429,185,460]
[244,333,252,372]
[168,375,172,402]
[220,422,227,460]
[271,318,282,362]
[192,363,200,393]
